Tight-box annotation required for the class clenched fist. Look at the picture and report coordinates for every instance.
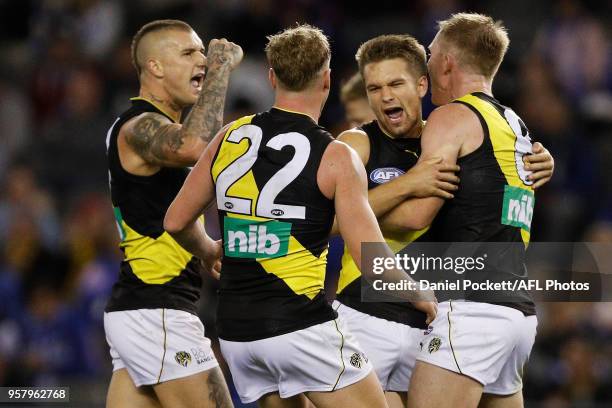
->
[206,38,243,71]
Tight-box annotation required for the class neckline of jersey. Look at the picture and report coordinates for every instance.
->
[130,97,180,123]
[271,106,317,123]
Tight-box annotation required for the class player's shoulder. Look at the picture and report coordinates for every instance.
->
[322,139,363,170]
[120,111,172,139]
[427,102,481,134]
[431,101,476,120]
[337,127,368,143]
[336,127,370,164]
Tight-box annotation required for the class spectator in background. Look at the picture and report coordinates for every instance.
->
[532,0,610,106]
[0,164,60,253]
[0,79,32,177]
[35,66,109,202]
[339,72,375,128]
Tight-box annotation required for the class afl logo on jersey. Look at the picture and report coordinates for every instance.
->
[370,167,405,184]
[224,202,234,210]
[271,209,284,216]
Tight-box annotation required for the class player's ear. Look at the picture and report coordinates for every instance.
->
[417,75,428,98]
[322,68,331,91]
[147,58,164,78]
[268,68,277,89]
[443,53,454,75]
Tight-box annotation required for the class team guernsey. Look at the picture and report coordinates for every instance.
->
[105,98,202,314]
[212,108,337,341]
[428,92,536,315]
[336,120,429,329]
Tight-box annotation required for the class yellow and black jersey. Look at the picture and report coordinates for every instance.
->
[336,120,429,328]
[105,98,201,315]
[212,108,336,341]
[428,92,536,315]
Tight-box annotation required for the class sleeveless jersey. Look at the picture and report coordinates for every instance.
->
[211,108,337,341]
[336,120,429,328]
[428,92,536,315]
[105,98,201,314]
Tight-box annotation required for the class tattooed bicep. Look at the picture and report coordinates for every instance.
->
[125,112,184,164]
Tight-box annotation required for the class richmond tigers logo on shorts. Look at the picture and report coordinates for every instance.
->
[175,351,192,367]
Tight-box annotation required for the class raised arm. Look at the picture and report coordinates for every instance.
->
[318,141,437,324]
[122,39,243,168]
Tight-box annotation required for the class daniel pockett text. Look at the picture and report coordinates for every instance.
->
[360,242,611,302]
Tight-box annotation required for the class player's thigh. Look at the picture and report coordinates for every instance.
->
[105,309,219,387]
[305,370,387,408]
[384,391,407,408]
[153,366,232,408]
[479,391,523,408]
[334,301,404,389]
[483,315,537,396]
[107,368,162,408]
[407,361,483,408]
[221,318,374,403]
[258,392,311,408]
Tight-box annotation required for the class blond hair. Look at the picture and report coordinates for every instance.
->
[436,13,509,78]
[340,73,367,104]
[265,24,331,91]
[131,19,193,77]
[356,34,427,79]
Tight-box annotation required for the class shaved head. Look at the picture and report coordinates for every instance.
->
[131,19,194,77]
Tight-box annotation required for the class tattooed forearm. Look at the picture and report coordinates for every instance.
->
[127,113,184,164]
[181,40,242,144]
[206,367,233,408]
[181,63,231,144]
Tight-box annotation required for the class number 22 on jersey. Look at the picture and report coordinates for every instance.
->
[214,123,311,219]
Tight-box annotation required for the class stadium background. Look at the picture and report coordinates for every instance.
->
[0,0,610,406]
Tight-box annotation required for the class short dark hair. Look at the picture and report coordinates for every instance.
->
[356,34,427,80]
[265,24,331,91]
[131,19,193,77]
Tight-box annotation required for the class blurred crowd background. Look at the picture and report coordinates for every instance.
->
[0,0,610,406]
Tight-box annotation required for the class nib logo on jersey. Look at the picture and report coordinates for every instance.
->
[370,167,405,184]
[224,217,291,259]
[501,185,534,232]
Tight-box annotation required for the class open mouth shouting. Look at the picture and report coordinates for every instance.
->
[383,106,404,125]
[190,73,205,92]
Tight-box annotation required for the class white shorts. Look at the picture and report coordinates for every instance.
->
[219,318,373,403]
[416,300,537,395]
[104,309,218,387]
[334,301,421,392]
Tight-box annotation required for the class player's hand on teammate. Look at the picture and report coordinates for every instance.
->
[206,38,243,71]
[405,157,460,199]
[525,142,554,189]
[412,294,438,325]
[199,239,223,280]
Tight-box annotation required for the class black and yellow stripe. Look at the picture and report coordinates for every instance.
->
[336,120,429,328]
[427,92,536,316]
[212,108,337,341]
[105,99,202,315]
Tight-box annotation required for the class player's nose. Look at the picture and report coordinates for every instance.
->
[381,86,394,101]
[197,54,206,69]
